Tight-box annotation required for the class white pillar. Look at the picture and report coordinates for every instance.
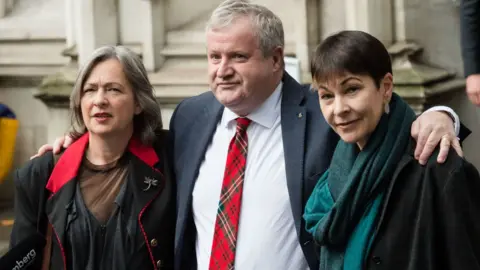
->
[47,108,71,144]
[75,0,119,66]
[65,0,76,48]
[140,0,167,72]
[344,0,393,46]
[295,0,321,83]
[393,0,407,42]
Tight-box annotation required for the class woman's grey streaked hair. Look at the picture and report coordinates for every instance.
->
[206,0,285,57]
[70,45,162,145]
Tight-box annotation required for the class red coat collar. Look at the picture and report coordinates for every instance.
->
[46,133,159,194]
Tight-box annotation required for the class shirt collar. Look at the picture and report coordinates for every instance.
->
[221,82,283,129]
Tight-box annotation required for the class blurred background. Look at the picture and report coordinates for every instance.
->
[0,0,479,254]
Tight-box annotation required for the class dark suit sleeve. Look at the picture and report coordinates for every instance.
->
[459,122,472,143]
[437,159,480,269]
[168,98,189,170]
[461,0,480,77]
[9,170,41,247]
[9,154,53,248]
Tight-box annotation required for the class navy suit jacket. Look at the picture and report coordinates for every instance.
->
[168,72,339,270]
[461,0,480,77]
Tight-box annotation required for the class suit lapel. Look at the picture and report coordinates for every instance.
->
[178,98,224,217]
[281,72,307,237]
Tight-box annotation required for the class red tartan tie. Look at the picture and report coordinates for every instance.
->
[209,117,252,270]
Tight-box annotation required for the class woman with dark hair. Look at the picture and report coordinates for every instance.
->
[304,30,480,270]
[9,46,174,270]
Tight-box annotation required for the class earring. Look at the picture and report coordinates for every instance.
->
[384,102,390,114]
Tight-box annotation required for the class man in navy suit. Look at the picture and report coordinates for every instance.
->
[38,1,466,269]
[169,1,466,269]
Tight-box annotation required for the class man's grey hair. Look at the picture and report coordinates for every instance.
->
[70,45,162,145]
[206,0,285,57]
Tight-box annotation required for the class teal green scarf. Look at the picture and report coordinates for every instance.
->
[303,93,416,269]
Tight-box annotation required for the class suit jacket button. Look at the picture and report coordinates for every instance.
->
[150,238,158,247]
[156,259,162,268]
[372,256,382,265]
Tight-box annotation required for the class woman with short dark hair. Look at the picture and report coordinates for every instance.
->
[304,30,480,270]
[9,46,174,270]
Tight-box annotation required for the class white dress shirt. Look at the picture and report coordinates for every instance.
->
[192,82,309,270]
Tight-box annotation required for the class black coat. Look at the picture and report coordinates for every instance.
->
[461,0,480,77]
[9,134,175,270]
[365,139,480,270]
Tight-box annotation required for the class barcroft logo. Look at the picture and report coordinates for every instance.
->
[11,249,36,270]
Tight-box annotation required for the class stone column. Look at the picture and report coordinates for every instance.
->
[344,0,394,46]
[388,0,465,113]
[393,0,407,42]
[295,0,321,83]
[139,0,167,72]
[75,0,119,66]
[34,73,74,143]
[302,0,394,83]
[65,0,76,48]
